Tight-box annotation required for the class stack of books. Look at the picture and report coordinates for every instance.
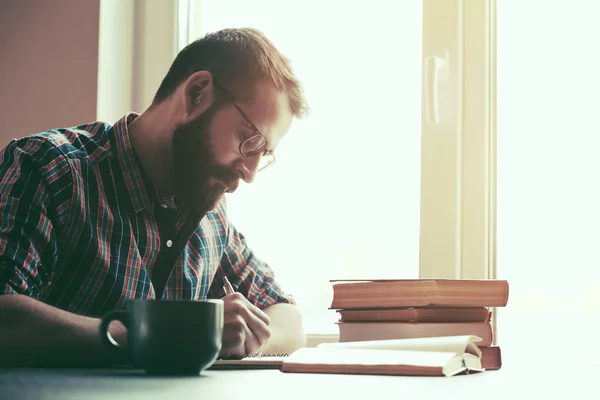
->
[329,279,509,370]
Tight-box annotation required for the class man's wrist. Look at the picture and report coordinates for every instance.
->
[261,325,305,355]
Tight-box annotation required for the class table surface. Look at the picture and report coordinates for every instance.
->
[3,312,600,400]
[1,350,599,400]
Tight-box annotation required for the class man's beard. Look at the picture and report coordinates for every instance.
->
[172,104,239,215]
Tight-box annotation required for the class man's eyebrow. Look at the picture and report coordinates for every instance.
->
[244,120,258,133]
[238,119,258,136]
[231,102,275,153]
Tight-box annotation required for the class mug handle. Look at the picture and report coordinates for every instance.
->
[99,310,129,358]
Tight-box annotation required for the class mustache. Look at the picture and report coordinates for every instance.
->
[213,167,239,189]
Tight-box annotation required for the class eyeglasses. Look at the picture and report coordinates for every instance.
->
[232,103,276,172]
[214,82,275,172]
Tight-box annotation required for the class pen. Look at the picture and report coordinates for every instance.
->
[222,275,235,296]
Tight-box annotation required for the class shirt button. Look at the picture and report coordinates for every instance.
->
[166,240,173,248]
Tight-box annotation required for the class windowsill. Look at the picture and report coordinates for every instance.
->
[305,333,340,348]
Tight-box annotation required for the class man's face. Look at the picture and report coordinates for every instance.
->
[172,80,294,215]
[171,103,238,215]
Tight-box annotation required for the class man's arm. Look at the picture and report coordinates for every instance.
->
[261,303,306,355]
[0,139,125,367]
[210,210,305,358]
[0,294,127,367]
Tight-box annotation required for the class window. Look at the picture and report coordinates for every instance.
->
[497,0,600,346]
[101,0,495,335]
[192,0,423,334]
[176,0,496,335]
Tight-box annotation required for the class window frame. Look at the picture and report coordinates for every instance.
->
[420,0,497,344]
[97,0,179,123]
[419,0,496,282]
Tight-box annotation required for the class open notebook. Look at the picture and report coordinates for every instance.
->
[210,335,484,377]
[210,354,288,370]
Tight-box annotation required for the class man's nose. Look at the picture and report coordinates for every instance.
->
[236,155,261,183]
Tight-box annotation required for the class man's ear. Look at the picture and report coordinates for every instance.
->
[181,70,215,121]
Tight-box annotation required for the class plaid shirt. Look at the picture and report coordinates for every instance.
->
[0,113,293,317]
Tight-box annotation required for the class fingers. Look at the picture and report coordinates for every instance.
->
[236,294,270,325]
[224,292,270,327]
[220,315,269,358]
[242,322,265,357]
[228,294,271,347]
[220,317,246,358]
[219,293,272,358]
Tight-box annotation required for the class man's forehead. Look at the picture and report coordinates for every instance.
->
[237,82,293,148]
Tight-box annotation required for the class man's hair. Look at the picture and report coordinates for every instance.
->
[153,27,309,118]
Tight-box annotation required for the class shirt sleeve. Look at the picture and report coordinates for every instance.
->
[211,220,296,309]
[0,139,61,296]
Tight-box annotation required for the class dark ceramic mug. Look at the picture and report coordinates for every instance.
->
[99,299,224,375]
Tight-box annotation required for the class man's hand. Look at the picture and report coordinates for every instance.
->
[0,294,128,367]
[220,292,271,359]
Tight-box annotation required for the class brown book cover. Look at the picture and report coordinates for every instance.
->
[330,279,509,309]
[337,307,491,323]
[480,346,502,370]
[337,321,494,347]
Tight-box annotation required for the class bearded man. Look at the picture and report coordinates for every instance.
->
[0,27,308,367]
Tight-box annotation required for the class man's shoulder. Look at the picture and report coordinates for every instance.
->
[3,121,116,167]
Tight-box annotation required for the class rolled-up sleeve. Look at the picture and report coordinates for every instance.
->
[213,222,295,309]
[0,139,59,296]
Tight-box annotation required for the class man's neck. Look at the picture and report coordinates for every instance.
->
[127,103,178,199]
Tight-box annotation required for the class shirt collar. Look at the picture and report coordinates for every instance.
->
[112,113,158,214]
[111,112,220,217]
